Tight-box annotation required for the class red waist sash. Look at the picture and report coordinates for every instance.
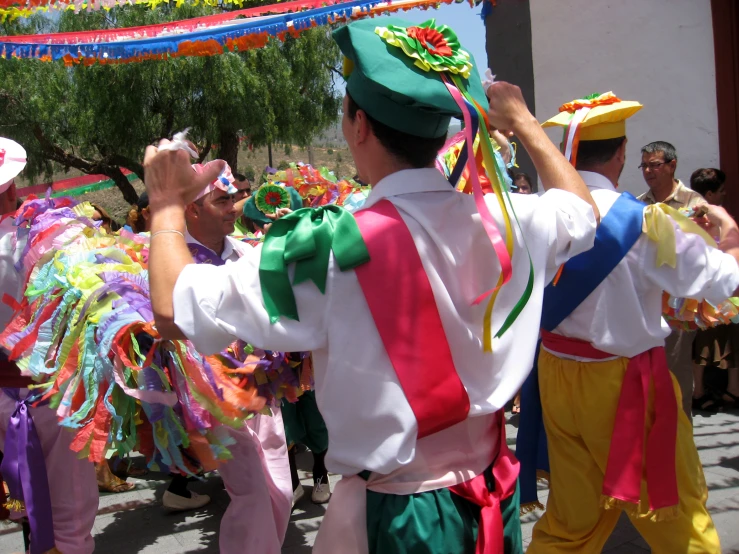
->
[448,410,518,554]
[540,330,679,514]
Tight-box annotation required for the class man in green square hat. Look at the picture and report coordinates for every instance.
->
[143,16,600,554]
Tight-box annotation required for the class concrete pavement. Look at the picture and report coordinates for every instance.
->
[1,411,737,553]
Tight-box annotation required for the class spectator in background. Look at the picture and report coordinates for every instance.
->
[691,168,727,207]
[691,167,739,410]
[637,141,704,209]
[231,173,258,235]
[638,142,705,417]
[232,173,251,202]
[513,172,533,194]
[125,192,151,233]
[89,202,121,233]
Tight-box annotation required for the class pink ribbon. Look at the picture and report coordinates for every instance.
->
[441,77,512,305]
[354,200,470,438]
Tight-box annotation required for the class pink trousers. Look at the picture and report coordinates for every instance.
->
[218,405,292,554]
[0,391,98,554]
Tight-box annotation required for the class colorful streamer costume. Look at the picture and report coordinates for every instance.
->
[169,18,598,553]
[517,94,738,554]
[0,138,99,554]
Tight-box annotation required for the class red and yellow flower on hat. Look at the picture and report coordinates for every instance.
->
[375,19,473,79]
[558,92,622,113]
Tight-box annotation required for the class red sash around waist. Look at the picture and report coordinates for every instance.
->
[540,330,679,515]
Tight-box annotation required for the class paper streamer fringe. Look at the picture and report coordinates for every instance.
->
[0,0,456,64]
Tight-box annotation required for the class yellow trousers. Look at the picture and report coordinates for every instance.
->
[527,348,720,554]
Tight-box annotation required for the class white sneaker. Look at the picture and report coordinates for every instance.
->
[162,490,211,512]
[311,476,331,504]
[292,484,305,509]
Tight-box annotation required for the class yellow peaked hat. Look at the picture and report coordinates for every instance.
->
[542,92,643,141]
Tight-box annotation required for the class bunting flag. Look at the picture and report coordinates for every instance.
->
[0,0,456,64]
[18,170,137,199]
[2,0,356,41]
[0,0,299,22]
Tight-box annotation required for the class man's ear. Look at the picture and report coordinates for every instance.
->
[353,109,373,146]
[185,202,199,220]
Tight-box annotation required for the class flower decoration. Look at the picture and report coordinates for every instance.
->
[375,19,473,79]
[558,92,622,113]
[255,184,290,214]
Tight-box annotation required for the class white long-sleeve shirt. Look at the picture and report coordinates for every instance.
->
[173,168,596,475]
[549,171,739,359]
[0,217,25,329]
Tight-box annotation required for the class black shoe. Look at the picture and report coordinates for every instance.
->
[692,393,718,413]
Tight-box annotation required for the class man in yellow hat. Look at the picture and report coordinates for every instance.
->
[523,94,739,553]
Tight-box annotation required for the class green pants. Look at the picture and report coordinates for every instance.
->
[281,390,329,453]
[365,475,523,554]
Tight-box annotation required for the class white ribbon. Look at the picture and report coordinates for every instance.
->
[157,128,198,158]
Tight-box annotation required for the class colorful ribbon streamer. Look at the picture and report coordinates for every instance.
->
[0,0,311,22]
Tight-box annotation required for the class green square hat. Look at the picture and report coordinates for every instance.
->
[333,17,488,139]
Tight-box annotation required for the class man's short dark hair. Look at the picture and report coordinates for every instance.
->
[233,173,247,182]
[346,93,446,169]
[575,137,626,169]
[690,168,725,196]
[641,141,677,162]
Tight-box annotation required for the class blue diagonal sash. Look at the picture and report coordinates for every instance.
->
[541,192,645,332]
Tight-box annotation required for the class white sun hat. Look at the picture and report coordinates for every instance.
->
[0,137,27,194]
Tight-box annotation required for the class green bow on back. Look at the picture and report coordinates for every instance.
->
[259,205,371,323]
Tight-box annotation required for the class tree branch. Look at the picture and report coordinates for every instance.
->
[197,140,212,164]
[32,125,140,203]
[32,124,97,173]
[103,154,144,181]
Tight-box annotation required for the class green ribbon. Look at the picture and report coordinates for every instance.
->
[260,205,370,323]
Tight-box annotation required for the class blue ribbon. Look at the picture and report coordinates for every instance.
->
[1,388,55,554]
[541,192,645,332]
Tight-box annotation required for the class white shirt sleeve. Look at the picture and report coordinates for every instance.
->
[641,220,739,306]
[506,189,596,283]
[0,219,25,330]
[173,243,329,355]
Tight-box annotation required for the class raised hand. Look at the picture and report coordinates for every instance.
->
[144,138,225,208]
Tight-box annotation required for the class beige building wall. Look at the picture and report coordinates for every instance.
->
[530,0,719,196]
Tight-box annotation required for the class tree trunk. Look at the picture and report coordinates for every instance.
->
[104,166,139,204]
[308,144,315,166]
[218,130,240,172]
[267,143,273,168]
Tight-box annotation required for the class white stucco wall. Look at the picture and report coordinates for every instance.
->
[530,0,718,196]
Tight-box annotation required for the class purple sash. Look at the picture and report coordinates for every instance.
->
[187,242,226,267]
[1,388,55,554]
